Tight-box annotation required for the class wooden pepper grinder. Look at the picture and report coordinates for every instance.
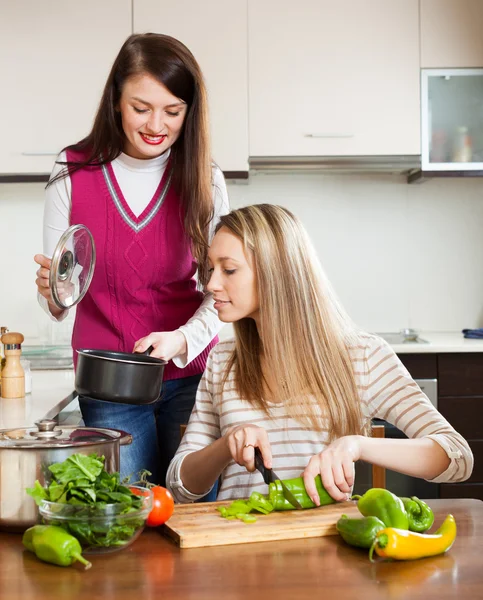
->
[1,332,25,398]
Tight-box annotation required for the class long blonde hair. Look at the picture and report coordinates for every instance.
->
[217,204,364,440]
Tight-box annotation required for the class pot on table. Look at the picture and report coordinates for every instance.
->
[0,419,132,532]
[49,224,167,405]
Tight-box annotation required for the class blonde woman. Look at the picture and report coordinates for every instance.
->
[166,205,473,504]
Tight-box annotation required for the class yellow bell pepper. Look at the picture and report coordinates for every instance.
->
[369,514,456,562]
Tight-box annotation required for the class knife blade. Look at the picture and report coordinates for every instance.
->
[254,447,303,510]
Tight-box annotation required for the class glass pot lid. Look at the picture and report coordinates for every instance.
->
[49,224,96,310]
[0,419,122,449]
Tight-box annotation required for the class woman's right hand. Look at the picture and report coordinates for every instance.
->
[34,254,66,318]
[34,254,54,303]
[224,424,273,473]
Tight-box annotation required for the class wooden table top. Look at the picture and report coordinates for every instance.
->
[0,498,482,600]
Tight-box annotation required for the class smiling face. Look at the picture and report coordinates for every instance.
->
[206,227,260,323]
[118,73,187,159]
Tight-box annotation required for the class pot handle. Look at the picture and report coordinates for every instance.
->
[134,345,155,357]
[111,429,133,446]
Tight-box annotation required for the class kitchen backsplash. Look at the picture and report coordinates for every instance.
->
[1,173,483,342]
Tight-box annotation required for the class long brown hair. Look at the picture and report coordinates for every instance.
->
[217,205,365,440]
[49,33,213,281]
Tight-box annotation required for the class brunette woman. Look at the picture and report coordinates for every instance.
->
[34,34,228,490]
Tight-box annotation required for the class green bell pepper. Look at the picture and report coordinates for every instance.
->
[268,475,335,510]
[217,476,334,523]
[336,514,386,549]
[352,488,408,529]
[22,525,92,569]
[400,496,434,532]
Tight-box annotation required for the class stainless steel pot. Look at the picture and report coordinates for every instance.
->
[0,419,132,532]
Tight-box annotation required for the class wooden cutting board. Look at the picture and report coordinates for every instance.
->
[162,500,361,548]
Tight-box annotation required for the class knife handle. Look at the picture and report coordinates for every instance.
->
[254,447,271,485]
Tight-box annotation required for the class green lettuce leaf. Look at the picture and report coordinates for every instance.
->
[26,481,49,506]
[48,453,104,483]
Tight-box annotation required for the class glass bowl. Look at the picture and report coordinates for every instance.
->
[38,486,153,554]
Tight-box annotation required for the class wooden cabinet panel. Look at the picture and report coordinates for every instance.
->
[438,354,483,396]
[0,1,132,174]
[466,441,483,483]
[421,0,483,68]
[134,0,248,173]
[398,354,437,379]
[396,352,483,499]
[438,397,483,439]
[248,0,420,157]
[440,483,483,500]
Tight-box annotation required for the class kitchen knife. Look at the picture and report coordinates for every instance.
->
[254,447,303,510]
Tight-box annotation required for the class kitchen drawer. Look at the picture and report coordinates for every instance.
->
[438,354,483,396]
[440,483,483,501]
[438,397,483,439]
[398,354,437,379]
[467,441,483,483]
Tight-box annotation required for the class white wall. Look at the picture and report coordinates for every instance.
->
[228,172,483,334]
[1,173,482,343]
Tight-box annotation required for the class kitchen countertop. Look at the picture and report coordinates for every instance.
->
[0,370,75,430]
[380,331,483,354]
[0,498,481,600]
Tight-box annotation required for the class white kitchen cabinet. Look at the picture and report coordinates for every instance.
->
[421,68,483,170]
[133,0,249,173]
[248,0,420,157]
[421,0,483,68]
[0,1,132,175]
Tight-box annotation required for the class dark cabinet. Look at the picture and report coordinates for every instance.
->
[400,352,483,501]
[438,354,483,396]
[437,398,483,439]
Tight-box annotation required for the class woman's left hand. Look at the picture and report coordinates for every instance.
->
[302,435,363,504]
[133,331,187,361]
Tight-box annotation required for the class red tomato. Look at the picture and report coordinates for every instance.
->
[130,485,175,526]
[146,486,175,527]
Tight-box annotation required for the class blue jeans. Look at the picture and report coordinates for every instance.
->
[79,373,218,501]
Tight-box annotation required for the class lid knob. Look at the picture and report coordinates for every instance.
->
[35,419,58,432]
[32,419,62,439]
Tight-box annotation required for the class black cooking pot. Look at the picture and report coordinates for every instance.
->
[75,346,167,405]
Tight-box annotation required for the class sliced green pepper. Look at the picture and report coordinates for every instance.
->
[217,493,274,522]
[400,496,434,532]
[217,500,252,518]
[217,475,334,524]
[352,488,408,529]
[268,475,335,510]
[237,514,257,523]
[248,492,274,515]
[336,514,386,549]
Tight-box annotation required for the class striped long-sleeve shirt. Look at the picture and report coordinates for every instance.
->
[166,335,473,503]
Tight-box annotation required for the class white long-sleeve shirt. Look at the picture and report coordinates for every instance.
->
[167,335,474,502]
[40,149,230,368]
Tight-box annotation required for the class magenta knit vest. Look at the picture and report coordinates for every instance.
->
[68,150,217,381]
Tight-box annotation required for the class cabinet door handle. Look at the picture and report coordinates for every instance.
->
[304,133,354,139]
[21,152,59,156]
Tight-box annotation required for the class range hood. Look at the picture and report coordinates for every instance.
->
[249,155,421,176]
